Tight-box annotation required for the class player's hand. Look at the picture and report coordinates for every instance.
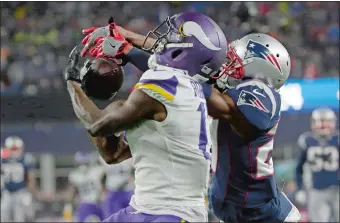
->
[295,190,306,205]
[89,34,132,59]
[215,73,241,92]
[64,46,81,83]
[81,17,118,57]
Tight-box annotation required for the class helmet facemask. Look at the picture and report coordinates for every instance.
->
[213,41,245,82]
[142,16,192,54]
[212,41,246,89]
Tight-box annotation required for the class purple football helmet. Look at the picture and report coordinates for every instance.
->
[143,12,227,82]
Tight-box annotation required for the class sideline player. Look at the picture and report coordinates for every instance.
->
[100,157,134,218]
[66,12,227,222]
[82,20,301,222]
[295,108,339,222]
[68,152,106,222]
[1,136,37,222]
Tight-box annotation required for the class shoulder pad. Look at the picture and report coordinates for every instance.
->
[134,69,179,102]
[297,132,313,150]
[68,169,79,184]
[24,153,36,166]
[227,80,281,130]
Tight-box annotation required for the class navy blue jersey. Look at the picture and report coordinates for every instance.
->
[1,154,34,192]
[209,80,292,222]
[295,131,339,190]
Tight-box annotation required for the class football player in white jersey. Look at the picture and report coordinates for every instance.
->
[99,157,134,218]
[1,136,37,222]
[65,12,227,222]
[68,152,106,222]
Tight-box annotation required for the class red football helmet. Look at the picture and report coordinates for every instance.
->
[311,108,337,136]
[4,136,24,159]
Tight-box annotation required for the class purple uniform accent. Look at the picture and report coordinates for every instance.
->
[103,206,185,222]
[123,131,128,143]
[197,102,210,160]
[138,76,179,96]
[103,190,133,218]
[77,202,104,222]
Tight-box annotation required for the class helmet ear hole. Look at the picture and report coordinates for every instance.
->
[201,58,212,65]
[171,49,183,59]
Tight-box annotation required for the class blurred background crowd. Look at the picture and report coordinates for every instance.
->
[1,1,339,96]
[0,1,339,222]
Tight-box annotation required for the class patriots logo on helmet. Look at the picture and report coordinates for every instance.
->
[244,40,282,74]
[237,90,269,113]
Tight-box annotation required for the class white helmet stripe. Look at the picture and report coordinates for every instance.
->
[182,21,221,51]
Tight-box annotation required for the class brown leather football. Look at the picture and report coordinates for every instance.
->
[81,58,124,100]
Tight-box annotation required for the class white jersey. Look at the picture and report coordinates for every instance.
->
[68,165,104,203]
[127,66,211,222]
[103,158,134,191]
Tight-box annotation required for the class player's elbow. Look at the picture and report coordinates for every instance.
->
[101,154,122,165]
[101,155,117,165]
[87,114,111,137]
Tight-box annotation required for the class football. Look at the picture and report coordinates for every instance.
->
[81,58,124,100]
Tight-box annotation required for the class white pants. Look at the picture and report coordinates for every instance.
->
[308,186,339,222]
[1,189,34,222]
[283,204,301,222]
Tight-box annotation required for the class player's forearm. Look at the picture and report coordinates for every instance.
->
[295,164,304,190]
[124,47,151,72]
[67,81,125,136]
[88,133,131,164]
[27,171,38,196]
[67,81,102,130]
[117,26,156,49]
[207,88,234,120]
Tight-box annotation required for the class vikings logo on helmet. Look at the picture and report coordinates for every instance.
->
[237,90,269,113]
[244,40,282,74]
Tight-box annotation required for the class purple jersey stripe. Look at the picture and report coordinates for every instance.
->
[138,76,179,96]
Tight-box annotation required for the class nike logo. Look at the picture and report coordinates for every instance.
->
[253,88,266,97]
[109,42,116,48]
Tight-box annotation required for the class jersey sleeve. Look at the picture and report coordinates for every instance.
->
[24,153,36,169]
[125,47,151,72]
[226,80,280,130]
[295,133,308,190]
[68,170,79,186]
[202,83,212,99]
[134,69,179,106]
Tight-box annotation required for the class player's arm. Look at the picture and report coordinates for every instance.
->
[27,170,38,195]
[206,87,235,120]
[117,26,156,50]
[25,154,40,197]
[295,135,308,190]
[65,47,165,138]
[87,133,131,164]
[67,81,165,136]
[105,26,154,72]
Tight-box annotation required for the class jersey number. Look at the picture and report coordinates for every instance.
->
[197,102,210,160]
[1,163,25,183]
[307,146,339,172]
[255,140,274,179]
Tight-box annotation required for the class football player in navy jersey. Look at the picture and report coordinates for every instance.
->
[1,136,37,222]
[295,108,339,222]
[79,19,301,222]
